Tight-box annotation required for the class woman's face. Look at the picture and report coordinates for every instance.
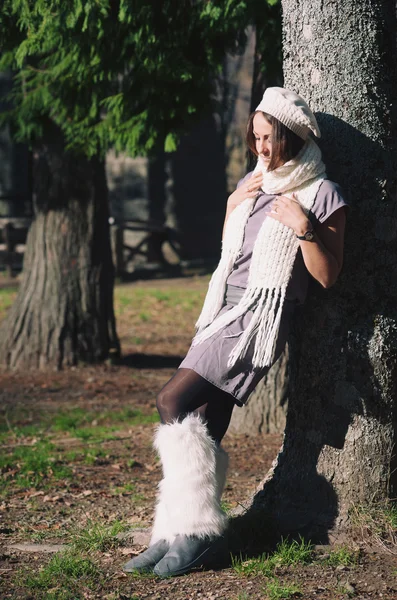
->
[253,112,273,166]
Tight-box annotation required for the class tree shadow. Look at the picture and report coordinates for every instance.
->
[226,115,397,556]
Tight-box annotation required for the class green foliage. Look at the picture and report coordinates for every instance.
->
[0,1,279,157]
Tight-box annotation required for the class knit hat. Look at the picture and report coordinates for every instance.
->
[255,87,321,140]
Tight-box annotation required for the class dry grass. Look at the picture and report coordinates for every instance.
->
[350,500,397,555]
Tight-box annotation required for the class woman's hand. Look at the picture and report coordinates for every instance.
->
[270,192,347,288]
[269,193,311,236]
[227,171,263,210]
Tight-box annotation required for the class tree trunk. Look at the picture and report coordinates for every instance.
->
[236,0,397,542]
[249,2,283,113]
[0,136,120,369]
[229,347,288,435]
[147,149,168,264]
[171,114,227,261]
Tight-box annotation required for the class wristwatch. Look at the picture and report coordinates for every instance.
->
[296,229,315,241]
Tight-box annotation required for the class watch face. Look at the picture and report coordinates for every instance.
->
[305,231,314,241]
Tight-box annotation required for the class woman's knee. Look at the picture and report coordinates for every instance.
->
[156,388,179,423]
[155,369,210,423]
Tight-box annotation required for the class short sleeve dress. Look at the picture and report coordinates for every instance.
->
[179,174,348,406]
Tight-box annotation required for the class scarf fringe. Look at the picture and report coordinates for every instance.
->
[195,197,256,331]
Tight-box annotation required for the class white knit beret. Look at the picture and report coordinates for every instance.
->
[255,87,321,140]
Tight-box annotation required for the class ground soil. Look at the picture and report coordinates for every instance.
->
[0,276,396,599]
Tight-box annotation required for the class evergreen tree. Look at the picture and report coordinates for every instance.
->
[0,0,277,368]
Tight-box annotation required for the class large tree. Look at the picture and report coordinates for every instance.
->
[235,0,397,543]
[0,0,267,369]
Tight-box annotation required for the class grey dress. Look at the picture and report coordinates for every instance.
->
[180,175,348,406]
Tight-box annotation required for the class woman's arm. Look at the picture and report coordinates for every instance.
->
[222,171,263,240]
[269,194,346,288]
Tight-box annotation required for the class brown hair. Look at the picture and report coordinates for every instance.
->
[246,111,305,171]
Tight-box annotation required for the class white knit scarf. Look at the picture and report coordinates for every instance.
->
[193,138,326,369]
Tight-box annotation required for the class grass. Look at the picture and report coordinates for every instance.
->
[350,501,397,552]
[20,519,130,596]
[0,415,44,442]
[231,536,314,577]
[335,584,356,598]
[113,284,206,341]
[221,499,233,513]
[111,482,137,495]
[23,549,99,597]
[114,285,205,313]
[105,406,160,425]
[320,545,359,567]
[64,446,107,465]
[0,406,159,444]
[110,483,146,504]
[0,404,160,495]
[0,439,72,491]
[52,408,90,431]
[0,286,18,319]
[265,579,301,599]
[71,519,126,552]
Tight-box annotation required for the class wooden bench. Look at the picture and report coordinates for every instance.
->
[0,219,31,277]
[109,218,182,276]
[0,218,182,278]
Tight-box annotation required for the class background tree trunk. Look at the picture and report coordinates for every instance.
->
[229,347,288,435]
[249,2,283,113]
[236,0,397,542]
[147,149,168,264]
[0,135,120,369]
[171,114,227,262]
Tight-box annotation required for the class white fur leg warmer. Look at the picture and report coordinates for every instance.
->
[150,414,228,545]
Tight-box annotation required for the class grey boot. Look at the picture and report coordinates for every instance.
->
[123,538,170,573]
[153,534,226,578]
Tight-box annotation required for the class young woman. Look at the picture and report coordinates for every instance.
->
[123,87,347,577]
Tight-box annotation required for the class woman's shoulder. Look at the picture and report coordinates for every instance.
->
[318,179,345,197]
[311,179,348,224]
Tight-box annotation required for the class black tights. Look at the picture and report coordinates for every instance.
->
[156,368,235,444]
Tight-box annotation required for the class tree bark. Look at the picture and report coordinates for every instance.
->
[171,114,227,261]
[250,2,283,113]
[229,347,288,435]
[147,149,168,264]
[0,135,120,369]
[236,0,397,542]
